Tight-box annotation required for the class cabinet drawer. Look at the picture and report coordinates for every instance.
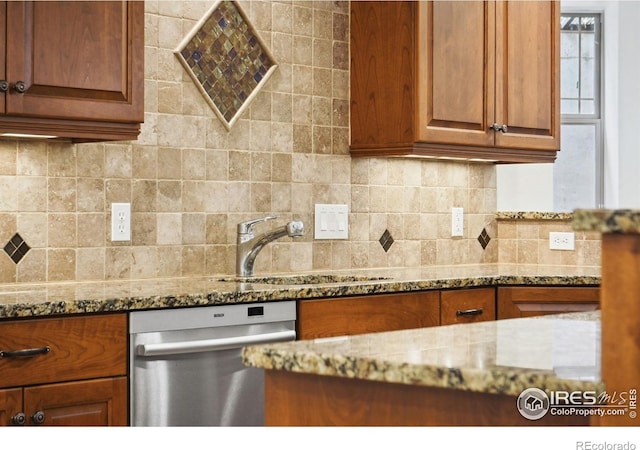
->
[0,314,127,388]
[298,292,440,339]
[440,288,496,325]
[497,286,600,319]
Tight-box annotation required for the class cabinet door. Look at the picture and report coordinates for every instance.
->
[0,2,5,115]
[416,1,495,148]
[494,1,560,152]
[298,292,440,340]
[0,388,22,426]
[440,288,496,325]
[23,377,127,426]
[497,286,600,319]
[350,1,416,149]
[5,1,143,123]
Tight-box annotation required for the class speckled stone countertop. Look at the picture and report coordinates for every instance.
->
[0,264,600,319]
[496,211,573,221]
[242,310,603,396]
[573,209,640,234]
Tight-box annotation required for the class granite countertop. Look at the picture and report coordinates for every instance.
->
[242,310,603,396]
[573,209,640,233]
[0,264,601,319]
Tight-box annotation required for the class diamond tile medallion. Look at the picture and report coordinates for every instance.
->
[3,233,30,264]
[175,0,278,129]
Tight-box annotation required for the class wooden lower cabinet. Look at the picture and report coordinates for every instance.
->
[497,286,600,319]
[297,291,440,339]
[2,377,127,426]
[0,313,128,426]
[265,370,589,426]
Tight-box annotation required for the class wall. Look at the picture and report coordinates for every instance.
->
[498,1,640,211]
[0,1,498,284]
[497,219,601,267]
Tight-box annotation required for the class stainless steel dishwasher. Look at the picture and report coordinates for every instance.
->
[129,301,296,426]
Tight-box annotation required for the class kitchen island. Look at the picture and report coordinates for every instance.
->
[241,209,640,427]
[242,311,602,426]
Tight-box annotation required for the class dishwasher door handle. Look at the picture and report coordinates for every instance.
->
[136,329,296,357]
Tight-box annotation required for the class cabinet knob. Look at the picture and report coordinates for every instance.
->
[31,410,45,425]
[13,81,26,94]
[0,80,8,92]
[490,123,508,133]
[11,412,26,426]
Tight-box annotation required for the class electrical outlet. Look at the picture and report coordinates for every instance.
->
[451,207,464,237]
[111,203,131,241]
[549,231,575,250]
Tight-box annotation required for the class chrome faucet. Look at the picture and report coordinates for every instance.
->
[236,216,305,277]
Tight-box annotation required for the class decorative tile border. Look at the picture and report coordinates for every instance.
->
[174,0,278,129]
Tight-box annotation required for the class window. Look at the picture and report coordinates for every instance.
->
[554,13,603,211]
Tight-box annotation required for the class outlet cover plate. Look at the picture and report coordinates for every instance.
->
[111,203,131,241]
[549,231,575,250]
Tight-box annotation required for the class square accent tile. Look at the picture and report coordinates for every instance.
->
[3,233,30,264]
[477,228,491,250]
[175,0,278,129]
[379,229,394,253]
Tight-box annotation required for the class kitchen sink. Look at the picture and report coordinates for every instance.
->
[214,274,392,286]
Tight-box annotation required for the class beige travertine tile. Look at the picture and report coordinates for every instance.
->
[48,249,76,282]
[48,214,77,248]
[77,213,106,247]
[76,248,105,281]
[17,142,47,176]
[16,248,45,283]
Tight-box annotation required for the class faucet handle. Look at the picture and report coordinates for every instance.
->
[237,215,278,234]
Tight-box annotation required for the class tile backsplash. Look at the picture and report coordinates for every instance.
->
[0,1,596,284]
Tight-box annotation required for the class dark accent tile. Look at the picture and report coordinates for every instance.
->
[3,233,30,264]
[477,228,491,250]
[379,229,394,253]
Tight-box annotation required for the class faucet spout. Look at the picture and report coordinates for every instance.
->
[236,217,304,277]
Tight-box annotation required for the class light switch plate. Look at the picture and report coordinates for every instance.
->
[451,207,464,237]
[314,204,348,240]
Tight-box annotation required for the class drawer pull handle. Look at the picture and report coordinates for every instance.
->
[456,308,483,317]
[0,345,50,359]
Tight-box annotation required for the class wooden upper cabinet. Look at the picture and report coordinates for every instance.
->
[0,1,144,142]
[494,1,560,153]
[350,1,560,163]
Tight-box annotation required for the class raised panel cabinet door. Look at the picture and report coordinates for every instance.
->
[416,1,495,148]
[0,388,22,426]
[5,1,143,123]
[297,292,440,340]
[350,1,416,149]
[0,2,6,115]
[494,1,560,152]
[23,377,127,426]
